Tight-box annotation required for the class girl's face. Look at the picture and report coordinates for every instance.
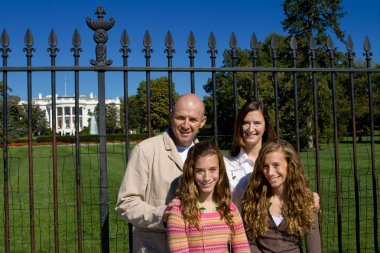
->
[194,154,220,199]
[262,151,288,194]
[241,110,266,148]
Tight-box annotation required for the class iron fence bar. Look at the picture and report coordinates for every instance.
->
[309,38,323,250]
[270,35,280,138]
[364,37,379,252]
[168,62,173,110]
[290,36,300,153]
[47,29,60,253]
[98,70,109,253]
[250,32,258,100]
[230,33,238,120]
[86,7,114,253]
[187,32,196,94]
[208,32,218,145]
[165,31,174,110]
[24,28,36,253]
[346,37,361,253]
[1,66,380,73]
[1,68,10,253]
[1,29,11,253]
[74,65,83,253]
[120,29,133,252]
[327,37,343,253]
[71,28,83,253]
[309,40,322,194]
[332,65,343,253]
[143,31,153,138]
[252,60,258,100]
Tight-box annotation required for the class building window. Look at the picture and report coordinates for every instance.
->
[58,118,63,129]
[65,107,71,116]
[65,117,70,129]
[57,107,62,116]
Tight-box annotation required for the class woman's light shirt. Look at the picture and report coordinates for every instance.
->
[224,147,255,191]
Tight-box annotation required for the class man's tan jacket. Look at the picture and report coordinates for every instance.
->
[115,130,184,253]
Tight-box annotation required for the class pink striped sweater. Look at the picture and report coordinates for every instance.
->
[167,203,250,253]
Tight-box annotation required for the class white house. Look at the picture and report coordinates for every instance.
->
[19,92,121,135]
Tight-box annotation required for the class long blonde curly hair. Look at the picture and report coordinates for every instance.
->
[176,141,235,232]
[241,139,316,239]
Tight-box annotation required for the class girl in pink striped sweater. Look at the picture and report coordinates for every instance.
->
[167,141,250,253]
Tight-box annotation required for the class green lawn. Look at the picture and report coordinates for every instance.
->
[0,141,379,252]
[0,143,132,253]
[301,141,380,253]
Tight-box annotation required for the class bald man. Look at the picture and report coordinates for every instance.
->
[116,94,207,253]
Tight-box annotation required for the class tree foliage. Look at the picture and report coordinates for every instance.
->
[202,13,379,149]
[1,82,51,139]
[93,103,122,134]
[21,104,51,136]
[120,95,145,134]
[136,76,178,132]
[282,0,346,50]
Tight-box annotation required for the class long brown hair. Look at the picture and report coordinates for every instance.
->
[230,100,276,157]
[241,139,316,238]
[176,141,235,231]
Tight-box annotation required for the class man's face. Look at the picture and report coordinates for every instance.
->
[170,97,206,147]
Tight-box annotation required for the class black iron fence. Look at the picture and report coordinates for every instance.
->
[1,6,379,253]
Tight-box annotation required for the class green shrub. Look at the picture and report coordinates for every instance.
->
[10,137,37,143]
[34,133,153,143]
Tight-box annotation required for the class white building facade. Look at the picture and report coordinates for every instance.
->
[19,92,121,135]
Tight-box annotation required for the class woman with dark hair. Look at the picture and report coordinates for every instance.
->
[224,100,276,192]
[167,141,249,252]
[241,139,321,252]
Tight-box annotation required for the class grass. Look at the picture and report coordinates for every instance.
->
[0,141,379,252]
[301,141,380,253]
[0,143,132,253]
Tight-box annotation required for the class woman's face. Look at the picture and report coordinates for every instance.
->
[262,151,288,194]
[241,110,266,148]
[194,154,220,199]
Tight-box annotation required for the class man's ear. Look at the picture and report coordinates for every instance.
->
[200,116,207,128]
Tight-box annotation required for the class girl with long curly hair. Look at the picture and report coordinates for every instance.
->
[241,139,321,252]
[167,141,249,252]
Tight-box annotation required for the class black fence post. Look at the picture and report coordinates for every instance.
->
[1,28,11,253]
[86,7,115,253]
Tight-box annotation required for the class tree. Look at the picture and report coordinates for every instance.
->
[336,62,380,140]
[1,82,26,139]
[203,34,300,144]
[202,29,362,149]
[20,104,51,136]
[120,95,145,134]
[136,77,178,132]
[105,103,121,133]
[93,103,122,134]
[0,92,50,139]
[281,0,348,147]
[2,95,27,139]
[282,0,345,54]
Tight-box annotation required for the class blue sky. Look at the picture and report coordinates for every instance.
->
[1,0,380,99]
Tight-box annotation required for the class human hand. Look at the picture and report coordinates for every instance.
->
[313,192,320,211]
[163,198,181,224]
